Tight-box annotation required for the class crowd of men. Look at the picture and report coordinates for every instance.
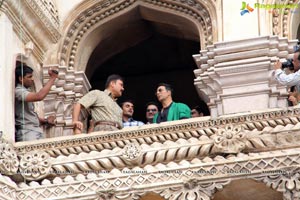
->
[15,44,300,142]
[15,67,206,141]
[17,43,300,142]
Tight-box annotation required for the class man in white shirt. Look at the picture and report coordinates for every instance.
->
[274,48,300,86]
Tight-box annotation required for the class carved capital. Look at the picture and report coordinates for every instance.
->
[158,179,230,200]
[213,124,246,154]
[19,151,51,180]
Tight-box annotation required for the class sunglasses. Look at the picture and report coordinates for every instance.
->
[147,109,158,112]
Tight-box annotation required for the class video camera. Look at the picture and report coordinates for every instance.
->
[281,41,300,71]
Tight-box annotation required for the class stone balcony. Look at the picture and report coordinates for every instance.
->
[1,35,300,200]
[1,105,300,200]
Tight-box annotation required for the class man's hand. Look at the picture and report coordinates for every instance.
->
[48,68,59,79]
[73,121,83,134]
[288,95,298,106]
[47,116,56,125]
[274,60,282,70]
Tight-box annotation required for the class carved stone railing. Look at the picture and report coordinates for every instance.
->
[5,106,300,181]
[14,147,300,200]
[14,106,300,157]
[0,106,299,199]
[193,36,299,117]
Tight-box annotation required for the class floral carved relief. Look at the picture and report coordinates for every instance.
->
[19,151,51,180]
[0,139,19,175]
[212,124,246,154]
[122,143,142,162]
[159,179,230,200]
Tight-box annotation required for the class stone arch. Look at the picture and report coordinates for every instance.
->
[139,192,165,200]
[289,0,300,39]
[58,0,217,71]
[272,0,300,38]
[214,179,282,200]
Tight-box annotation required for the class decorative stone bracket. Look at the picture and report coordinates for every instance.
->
[254,167,300,200]
[158,179,230,200]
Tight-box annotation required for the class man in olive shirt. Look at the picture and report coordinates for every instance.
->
[72,74,124,134]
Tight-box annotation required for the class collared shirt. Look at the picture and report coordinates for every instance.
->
[123,118,144,127]
[275,69,300,87]
[15,84,43,133]
[78,89,123,128]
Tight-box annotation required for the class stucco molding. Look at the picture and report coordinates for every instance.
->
[13,121,300,181]
[272,0,299,37]
[14,106,300,157]
[58,0,217,70]
[19,151,52,181]
[2,0,61,62]
[15,148,300,199]
[0,138,19,176]
[157,179,230,200]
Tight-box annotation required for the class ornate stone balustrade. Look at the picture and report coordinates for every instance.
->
[0,106,298,199]
[14,148,300,200]
[14,106,300,157]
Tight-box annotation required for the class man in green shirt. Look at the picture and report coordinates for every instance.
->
[153,83,191,123]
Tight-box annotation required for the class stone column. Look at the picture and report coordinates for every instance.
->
[0,13,15,142]
[193,36,298,117]
[43,65,91,137]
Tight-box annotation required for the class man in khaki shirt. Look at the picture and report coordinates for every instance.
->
[72,74,124,134]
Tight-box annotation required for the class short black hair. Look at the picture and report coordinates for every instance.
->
[15,63,33,84]
[105,74,124,89]
[192,106,203,114]
[146,101,159,109]
[157,83,173,96]
[120,99,134,108]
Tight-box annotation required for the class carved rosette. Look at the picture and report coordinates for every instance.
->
[0,140,19,175]
[213,124,246,154]
[19,151,51,180]
[254,168,300,200]
[122,143,142,162]
[158,179,230,200]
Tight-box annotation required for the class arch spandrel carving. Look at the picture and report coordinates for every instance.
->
[254,167,300,200]
[58,0,217,71]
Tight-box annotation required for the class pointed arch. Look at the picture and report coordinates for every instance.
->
[58,0,217,71]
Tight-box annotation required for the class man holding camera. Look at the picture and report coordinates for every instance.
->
[274,48,300,86]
